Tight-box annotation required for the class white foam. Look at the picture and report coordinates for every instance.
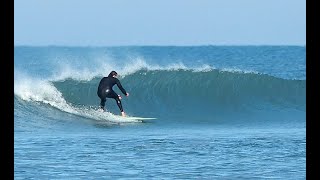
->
[45,57,223,81]
[221,67,259,74]
[192,64,214,72]
[51,64,99,81]
[14,73,77,114]
[74,107,141,123]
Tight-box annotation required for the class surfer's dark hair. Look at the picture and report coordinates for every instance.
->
[108,71,118,77]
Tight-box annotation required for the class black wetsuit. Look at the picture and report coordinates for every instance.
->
[97,77,127,112]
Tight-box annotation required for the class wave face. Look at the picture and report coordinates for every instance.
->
[14,46,306,128]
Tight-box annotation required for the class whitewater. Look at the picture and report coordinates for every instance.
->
[14,46,306,179]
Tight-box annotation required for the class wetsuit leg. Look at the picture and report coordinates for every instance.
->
[106,90,124,112]
[100,98,106,109]
[97,91,107,110]
[114,97,124,112]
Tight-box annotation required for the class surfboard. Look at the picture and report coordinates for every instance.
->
[97,110,156,122]
[114,115,157,120]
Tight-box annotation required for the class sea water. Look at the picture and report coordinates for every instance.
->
[14,46,306,179]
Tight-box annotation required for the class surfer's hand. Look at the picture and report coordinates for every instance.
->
[126,92,129,97]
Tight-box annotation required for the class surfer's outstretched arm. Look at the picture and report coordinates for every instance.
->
[116,79,129,96]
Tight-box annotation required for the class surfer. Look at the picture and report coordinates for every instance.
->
[97,71,129,116]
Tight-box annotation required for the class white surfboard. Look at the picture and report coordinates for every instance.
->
[114,115,157,120]
[101,111,155,120]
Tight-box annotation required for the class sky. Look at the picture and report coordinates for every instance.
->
[14,0,306,46]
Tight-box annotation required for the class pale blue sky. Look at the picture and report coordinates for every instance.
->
[14,0,306,46]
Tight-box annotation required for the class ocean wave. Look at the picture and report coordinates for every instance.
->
[14,69,305,120]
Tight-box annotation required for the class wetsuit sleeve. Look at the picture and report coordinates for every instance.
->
[116,79,127,95]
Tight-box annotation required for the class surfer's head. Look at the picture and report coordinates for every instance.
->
[108,71,118,77]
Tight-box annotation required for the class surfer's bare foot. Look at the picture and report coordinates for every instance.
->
[98,106,105,112]
[121,112,126,117]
